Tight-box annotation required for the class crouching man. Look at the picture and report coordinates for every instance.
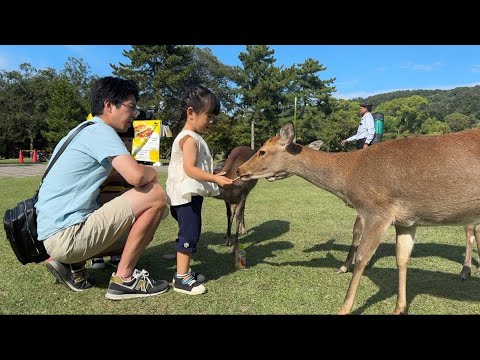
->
[36,76,169,300]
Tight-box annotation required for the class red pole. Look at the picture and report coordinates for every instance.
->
[18,150,24,163]
[32,149,38,162]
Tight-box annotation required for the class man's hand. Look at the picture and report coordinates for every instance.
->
[341,139,348,146]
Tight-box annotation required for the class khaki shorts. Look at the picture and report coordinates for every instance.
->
[43,196,135,263]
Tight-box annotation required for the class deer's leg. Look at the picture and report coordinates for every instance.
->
[392,225,416,315]
[339,218,390,314]
[231,198,247,253]
[226,204,238,250]
[224,202,232,246]
[460,225,475,280]
[474,225,480,272]
[337,215,363,274]
[237,197,247,234]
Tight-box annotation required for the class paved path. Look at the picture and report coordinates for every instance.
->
[0,164,48,178]
[0,163,168,178]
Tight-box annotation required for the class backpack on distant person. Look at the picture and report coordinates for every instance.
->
[371,112,384,144]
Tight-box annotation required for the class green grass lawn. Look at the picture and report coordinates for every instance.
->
[1,174,480,315]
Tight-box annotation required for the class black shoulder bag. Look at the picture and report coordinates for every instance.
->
[3,122,94,265]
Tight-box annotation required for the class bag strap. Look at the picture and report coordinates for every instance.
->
[39,121,94,187]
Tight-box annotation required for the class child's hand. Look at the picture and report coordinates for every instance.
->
[215,174,234,188]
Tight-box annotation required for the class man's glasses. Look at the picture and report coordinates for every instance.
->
[120,103,140,117]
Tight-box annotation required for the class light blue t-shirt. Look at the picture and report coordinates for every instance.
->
[36,117,130,240]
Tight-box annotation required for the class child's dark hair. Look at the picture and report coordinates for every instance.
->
[91,76,139,116]
[179,85,220,122]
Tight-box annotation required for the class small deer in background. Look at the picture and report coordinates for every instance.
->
[238,122,480,315]
[214,146,257,253]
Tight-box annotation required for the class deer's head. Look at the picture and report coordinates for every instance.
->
[238,122,296,182]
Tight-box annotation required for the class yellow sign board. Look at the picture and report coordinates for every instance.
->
[132,120,161,163]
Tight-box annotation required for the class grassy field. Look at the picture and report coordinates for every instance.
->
[1,172,480,315]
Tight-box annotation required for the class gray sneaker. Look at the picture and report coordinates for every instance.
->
[46,258,94,292]
[105,269,169,300]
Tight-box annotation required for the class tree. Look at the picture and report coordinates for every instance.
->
[443,112,473,132]
[111,45,236,136]
[420,117,451,135]
[284,58,335,121]
[235,45,286,149]
[319,99,360,152]
[281,59,336,144]
[375,95,429,138]
[44,58,93,148]
[0,64,56,155]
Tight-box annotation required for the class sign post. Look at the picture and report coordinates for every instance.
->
[132,120,162,163]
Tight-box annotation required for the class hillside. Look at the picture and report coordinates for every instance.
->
[356,85,480,121]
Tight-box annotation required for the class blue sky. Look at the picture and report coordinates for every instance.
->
[1,45,480,99]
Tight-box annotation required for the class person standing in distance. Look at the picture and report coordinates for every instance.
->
[36,76,169,300]
[341,103,375,150]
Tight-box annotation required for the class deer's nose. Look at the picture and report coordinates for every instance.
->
[236,169,241,177]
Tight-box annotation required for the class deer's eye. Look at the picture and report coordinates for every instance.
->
[259,150,265,156]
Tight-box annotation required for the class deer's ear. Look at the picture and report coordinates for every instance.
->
[279,122,295,146]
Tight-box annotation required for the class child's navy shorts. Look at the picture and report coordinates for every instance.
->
[170,196,204,253]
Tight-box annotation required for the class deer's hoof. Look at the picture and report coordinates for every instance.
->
[460,266,471,280]
[392,304,408,315]
[338,307,350,315]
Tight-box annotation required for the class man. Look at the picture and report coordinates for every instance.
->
[341,103,375,150]
[36,76,169,300]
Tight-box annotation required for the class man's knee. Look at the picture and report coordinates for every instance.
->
[151,183,167,205]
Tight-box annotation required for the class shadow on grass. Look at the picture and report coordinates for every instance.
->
[307,239,480,271]
[113,220,294,285]
[262,239,480,314]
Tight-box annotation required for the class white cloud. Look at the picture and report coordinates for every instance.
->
[335,79,359,87]
[0,53,9,68]
[471,65,480,73]
[401,61,444,71]
[64,45,90,56]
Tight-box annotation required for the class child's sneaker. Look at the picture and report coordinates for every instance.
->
[172,268,205,284]
[46,258,94,292]
[173,272,206,295]
[105,269,169,300]
[91,257,105,270]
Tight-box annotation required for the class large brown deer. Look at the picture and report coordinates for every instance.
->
[214,146,257,253]
[238,122,480,314]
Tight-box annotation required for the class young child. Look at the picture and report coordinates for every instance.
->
[90,126,135,269]
[166,85,233,295]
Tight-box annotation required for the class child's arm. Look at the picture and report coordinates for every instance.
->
[182,136,233,187]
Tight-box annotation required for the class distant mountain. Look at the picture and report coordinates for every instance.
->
[355,85,480,121]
